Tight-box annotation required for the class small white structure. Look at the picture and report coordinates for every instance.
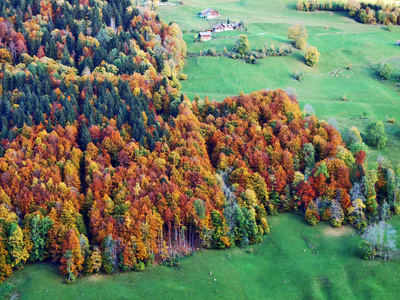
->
[198,9,220,19]
[396,40,400,46]
[198,32,212,41]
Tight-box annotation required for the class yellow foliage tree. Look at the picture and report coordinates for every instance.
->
[8,224,29,268]
[0,49,12,63]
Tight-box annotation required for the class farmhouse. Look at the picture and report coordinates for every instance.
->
[198,9,220,19]
[213,23,235,33]
[198,32,212,41]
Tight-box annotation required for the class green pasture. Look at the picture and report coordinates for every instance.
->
[2,213,400,299]
[159,0,400,165]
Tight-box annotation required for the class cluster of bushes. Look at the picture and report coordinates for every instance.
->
[345,121,388,152]
[287,24,309,50]
[287,25,320,67]
[296,0,400,26]
[187,39,292,64]
[187,47,292,63]
[293,70,304,81]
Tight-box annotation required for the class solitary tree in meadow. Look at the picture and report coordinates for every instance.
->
[305,46,320,67]
[234,34,250,55]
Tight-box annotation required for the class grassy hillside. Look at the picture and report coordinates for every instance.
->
[159,0,400,165]
[2,213,400,299]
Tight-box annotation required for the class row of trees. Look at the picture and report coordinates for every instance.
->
[187,42,293,64]
[296,0,400,26]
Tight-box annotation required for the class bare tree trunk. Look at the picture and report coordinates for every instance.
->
[192,225,195,249]
[184,227,186,248]
[178,225,180,251]
[174,226,178,248]
[168,224,172,250]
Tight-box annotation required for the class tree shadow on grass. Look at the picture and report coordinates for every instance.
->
[271,36,289,44]
[291,51,307,65]
[285,3,297,11]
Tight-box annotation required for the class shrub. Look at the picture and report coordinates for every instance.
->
[178,74,188,80]
[305,46,320,67]
[133,262,145,271]
[359,240,376,260]
[293,70,303,81]
[365,120,387,149]
[379,63,393,80]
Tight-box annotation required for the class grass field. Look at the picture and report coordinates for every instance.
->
[159,0,400,165]
[2,213,400,299]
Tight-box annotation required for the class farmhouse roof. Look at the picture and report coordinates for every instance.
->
[199,8,219,15]
[214,24,225,29]
[214,23,234,29]
[199,32,212,36]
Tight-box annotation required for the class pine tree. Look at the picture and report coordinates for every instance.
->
[79,121,92,151]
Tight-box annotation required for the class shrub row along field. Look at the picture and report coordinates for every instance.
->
[158,0,400,165]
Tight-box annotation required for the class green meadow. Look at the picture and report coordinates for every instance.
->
[160,0,400,165]
[2,213,400,299]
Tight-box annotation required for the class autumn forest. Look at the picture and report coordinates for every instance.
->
[0,0,399,285]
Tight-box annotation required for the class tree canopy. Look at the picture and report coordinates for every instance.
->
[234,34,250,55]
